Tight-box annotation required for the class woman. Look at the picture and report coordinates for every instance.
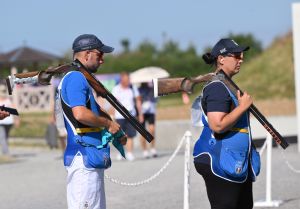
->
[193,38,260,209]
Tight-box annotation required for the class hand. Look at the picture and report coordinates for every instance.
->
[14,118,20,128]
[237,90,252,111]
[107,120,120,134]
[138,114,144,123]
[118,135,127,145]
[0,110,10,120]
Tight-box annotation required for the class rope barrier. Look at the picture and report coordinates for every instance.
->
[258,136,300,174]
[280,146,300,174]
[105,132,188,186]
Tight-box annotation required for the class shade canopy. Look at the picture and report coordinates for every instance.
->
[130,66,169,84]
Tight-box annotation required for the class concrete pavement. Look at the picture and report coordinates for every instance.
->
[0,141,299,209]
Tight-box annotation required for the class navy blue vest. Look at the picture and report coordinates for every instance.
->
[193,80,260,183]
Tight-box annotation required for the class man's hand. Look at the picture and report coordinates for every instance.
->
[138,114,144,123]
[118,135,127,145]
[0,110,10,120]
[107,120,121,134]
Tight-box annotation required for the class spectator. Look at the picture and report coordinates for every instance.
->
[111,72,143,161]
[138,82,157,158]
[0,84,19,155]
[46,92,67,153]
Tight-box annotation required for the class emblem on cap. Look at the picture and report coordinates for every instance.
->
[220,48,227,54]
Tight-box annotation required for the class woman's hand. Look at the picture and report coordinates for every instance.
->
[237,90,252,111]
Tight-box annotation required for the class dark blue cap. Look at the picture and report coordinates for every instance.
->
[72,34,114,53]
[211,38,249,58]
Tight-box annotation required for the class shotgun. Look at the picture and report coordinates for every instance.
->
[6,60,154,143]
[153,70,289,149]
[153,73,215,97]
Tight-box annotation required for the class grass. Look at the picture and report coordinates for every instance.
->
[235,32,294,100]
[10,112,51,138]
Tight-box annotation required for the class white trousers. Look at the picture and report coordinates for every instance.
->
[66,155,106,209]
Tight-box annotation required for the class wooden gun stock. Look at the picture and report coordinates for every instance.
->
[153,73,215,97]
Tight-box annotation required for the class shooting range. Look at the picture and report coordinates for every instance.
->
[0,1,299,209]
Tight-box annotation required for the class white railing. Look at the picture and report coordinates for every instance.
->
[255,133,283,207]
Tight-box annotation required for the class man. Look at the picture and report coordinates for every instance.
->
[59,34,126,209]
[112,72,143,161]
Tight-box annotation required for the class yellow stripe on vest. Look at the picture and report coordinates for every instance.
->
[230,127,249,134]
[75,127,103,133]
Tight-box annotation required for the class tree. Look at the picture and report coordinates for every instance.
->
[120,38,130,53]
[137,40,157,56]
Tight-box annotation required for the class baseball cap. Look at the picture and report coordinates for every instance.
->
[72,34,114,53]
[211,38,249,58]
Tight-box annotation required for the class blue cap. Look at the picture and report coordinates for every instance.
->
[211,38,249,58]
[72,34,114,53]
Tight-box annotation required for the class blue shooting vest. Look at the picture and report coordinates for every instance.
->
[193,80,260,183]
[58,71,111,169]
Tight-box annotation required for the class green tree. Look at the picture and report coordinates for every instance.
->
[120,38,130,53]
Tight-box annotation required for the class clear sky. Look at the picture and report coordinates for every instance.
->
[1,0,299,56]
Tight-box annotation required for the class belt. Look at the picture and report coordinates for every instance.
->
[75,127,103,134]
[230,127,249,134]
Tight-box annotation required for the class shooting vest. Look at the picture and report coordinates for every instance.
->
[57,71,111,169]
[193,80,260,183]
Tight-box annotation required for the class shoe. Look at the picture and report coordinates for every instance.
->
[150,148,158,158]
[116,153,123,161]
[143,150,150,159]
[126,152,135,161]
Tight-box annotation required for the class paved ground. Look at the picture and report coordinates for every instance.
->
[0,141,299,209]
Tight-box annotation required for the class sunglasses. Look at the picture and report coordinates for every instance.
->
[89,50,104,57]
[225,53,243,60]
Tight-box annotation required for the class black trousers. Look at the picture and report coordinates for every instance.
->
[194,162,253,209]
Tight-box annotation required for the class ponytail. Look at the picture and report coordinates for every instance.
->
[202,53,215,65]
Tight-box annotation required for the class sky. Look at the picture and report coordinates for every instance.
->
[1,0,299,56]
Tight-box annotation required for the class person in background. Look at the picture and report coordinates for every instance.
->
[48,95,67,153]
[139,82,157,158]
[0,84,20,156]
[111,72,143,161]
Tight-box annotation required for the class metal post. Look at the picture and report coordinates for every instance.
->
[254,134,282,207]
[265,133,273,203]
[292,3,300,152]
[183,131,191,209]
